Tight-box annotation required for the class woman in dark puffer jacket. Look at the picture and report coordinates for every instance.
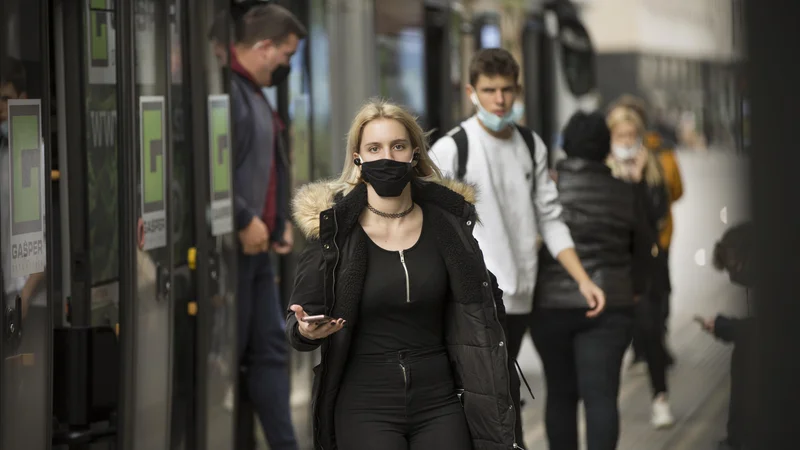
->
[531,111,656,450]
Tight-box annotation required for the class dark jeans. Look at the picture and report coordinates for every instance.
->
[237,252,298,450]
[531,308,634,450]
[334,347,472,450]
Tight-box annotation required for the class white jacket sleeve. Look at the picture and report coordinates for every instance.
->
[531,132,574,257]
[429,135,459,179]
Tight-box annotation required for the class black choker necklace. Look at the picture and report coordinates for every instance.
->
[367,202,414,219]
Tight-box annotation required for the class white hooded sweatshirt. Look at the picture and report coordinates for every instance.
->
[430,116,574,314]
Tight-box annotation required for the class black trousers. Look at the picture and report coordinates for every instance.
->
[531,308,634,450]
[334,347,472,450]
[506,313,533,444]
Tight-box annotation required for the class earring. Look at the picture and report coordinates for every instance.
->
[354,158,362,166]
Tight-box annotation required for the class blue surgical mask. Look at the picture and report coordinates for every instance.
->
[471,93,524,132]
[0,121,7,139]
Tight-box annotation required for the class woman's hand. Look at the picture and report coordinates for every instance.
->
[578,279,606,318]
[290,305,345,341]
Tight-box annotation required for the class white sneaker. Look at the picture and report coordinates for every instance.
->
[651,396,675,429]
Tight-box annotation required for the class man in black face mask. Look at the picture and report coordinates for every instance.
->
[229,4,306,449]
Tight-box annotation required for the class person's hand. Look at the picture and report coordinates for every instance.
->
[701,317,715,334]
[579,279,606,318]
[630,149,648,182]
[290,305,345,340]
[238,217,269,255]
[272,221,294,255]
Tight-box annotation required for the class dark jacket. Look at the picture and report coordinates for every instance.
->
[535,158,655,309]
[230,72,289,240]
[286,179,522,450]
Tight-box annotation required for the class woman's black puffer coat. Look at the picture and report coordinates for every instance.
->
[286,178,524,450]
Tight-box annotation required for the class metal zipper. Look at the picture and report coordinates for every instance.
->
[399,250,410,303]
[484,266,518,449]
[314,210,341,450]
[399,363,408,386]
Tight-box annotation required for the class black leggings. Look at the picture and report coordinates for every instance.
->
[334,347,472,450]
[633,291,669,396]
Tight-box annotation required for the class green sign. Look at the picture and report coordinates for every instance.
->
[87,0,116,84]
[140,96,166,250]
[7,100,46,278]
[211,99,230,199]
[208,95,232,236]
[90,0,110,67]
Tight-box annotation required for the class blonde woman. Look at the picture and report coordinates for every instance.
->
[285,99,522,450]
[607,106,675,429]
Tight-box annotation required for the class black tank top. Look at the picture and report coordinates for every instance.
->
[350,206,450,356]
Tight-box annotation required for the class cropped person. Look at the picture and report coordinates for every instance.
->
[607,106,675,428]
[533,111,655,450]
[229,4,306,449]
[286,99,521,450]
[697,223,754,450]
[429,48,606,443]
[609,94,684,366]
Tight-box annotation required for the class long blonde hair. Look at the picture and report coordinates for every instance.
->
[331,98,443,195]
[606,106,663,186]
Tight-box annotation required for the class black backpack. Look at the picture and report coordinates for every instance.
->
[447,123,538,193]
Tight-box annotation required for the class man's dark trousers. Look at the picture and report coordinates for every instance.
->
[238,251,298,450]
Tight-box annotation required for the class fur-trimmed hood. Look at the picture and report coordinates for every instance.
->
[292,178,478,240]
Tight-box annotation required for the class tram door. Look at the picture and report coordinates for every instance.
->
[55,0,235,449]
[0,0,53,449]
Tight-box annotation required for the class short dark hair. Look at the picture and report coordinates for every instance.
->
[0,57,27,94]
[562,110,611,162]
[235,4,307,47]
[468,48,520,86]
[712,222,752,272]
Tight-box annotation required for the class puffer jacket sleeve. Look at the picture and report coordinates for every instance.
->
[285,239,327,352]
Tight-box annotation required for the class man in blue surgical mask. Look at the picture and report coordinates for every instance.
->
[430,48,606,444]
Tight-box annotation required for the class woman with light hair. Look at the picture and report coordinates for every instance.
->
[285,99,523,450]
[607,106,675,429]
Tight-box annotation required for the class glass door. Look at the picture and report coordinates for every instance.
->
[116,0,175,449]
[0,0,53,448]
[185,1,237,449]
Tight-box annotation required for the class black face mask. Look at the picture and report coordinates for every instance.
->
[358,158,414,197]
[269,64,291,87]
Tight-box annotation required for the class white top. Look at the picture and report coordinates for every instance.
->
[430,116,574,314]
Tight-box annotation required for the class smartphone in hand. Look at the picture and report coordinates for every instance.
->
[301,315,334,325]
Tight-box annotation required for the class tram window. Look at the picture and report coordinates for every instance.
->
[375,0,427,125]
[480,24,501,49]
[84,0,121,292]
[558,21,595,97]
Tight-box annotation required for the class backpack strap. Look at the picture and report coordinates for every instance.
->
[447,125,469,181]
[514,123,538,194]
[448,123,538,184]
